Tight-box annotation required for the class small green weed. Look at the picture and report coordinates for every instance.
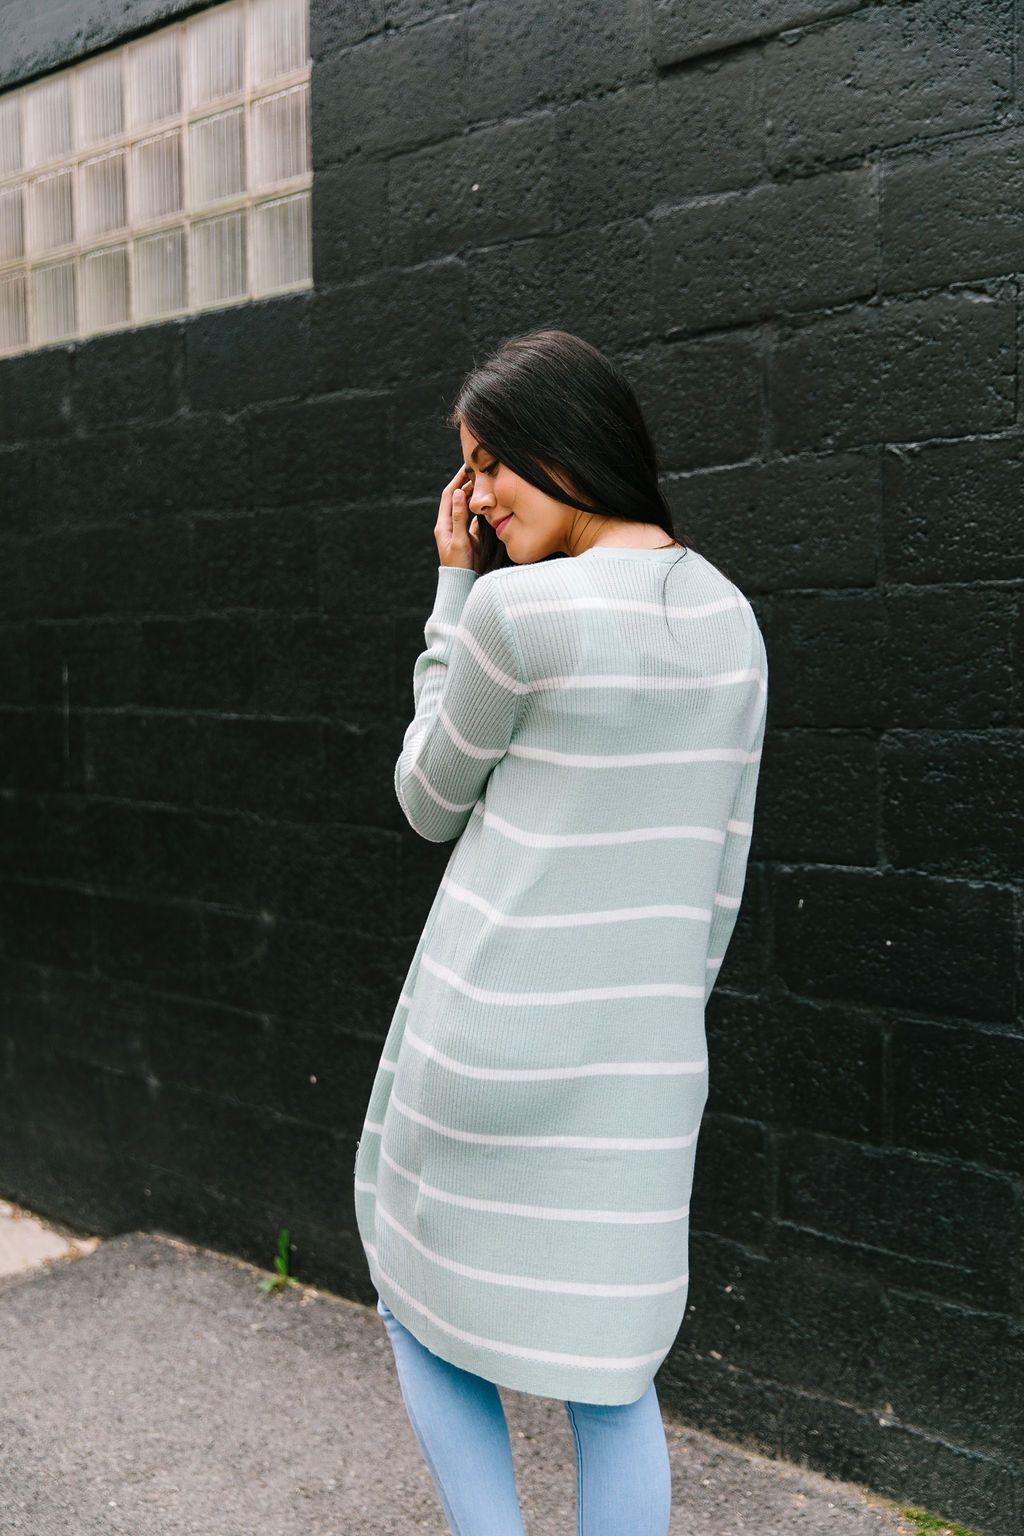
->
[257,1227,301,1293]
[895,1506,987,1536]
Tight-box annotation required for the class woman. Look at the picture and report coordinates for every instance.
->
[353,329,769,1535]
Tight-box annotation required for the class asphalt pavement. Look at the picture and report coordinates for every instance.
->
[0,1202,919,1535]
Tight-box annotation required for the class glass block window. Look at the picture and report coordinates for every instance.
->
[0,0,311,357]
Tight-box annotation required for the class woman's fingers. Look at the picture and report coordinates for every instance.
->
[436,471,458,540]
[438,465,472,531]
[435,463,477,570]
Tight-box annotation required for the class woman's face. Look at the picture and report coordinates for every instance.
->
[457,422,586,564]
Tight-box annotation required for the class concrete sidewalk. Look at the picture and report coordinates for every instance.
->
[0,1202,917,1536]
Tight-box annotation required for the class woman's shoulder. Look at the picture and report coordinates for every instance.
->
[480,552,627,591]
[474,557,580,603]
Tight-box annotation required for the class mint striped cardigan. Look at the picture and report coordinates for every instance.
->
[354,544,768,1405]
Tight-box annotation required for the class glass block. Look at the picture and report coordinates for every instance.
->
[76,53,124,147]
[131,131,182,223]
[187,4,245,108]
[251,82,308,188]
[79,150,127,240]
[127,31,182,131]
[0,97,22,179]
[0,270,28,351]
[134,225,186,316]
[191,208,247,306]
[250,0,308,85]
[253,190,310,293]
[0,2,311,353]
[32,259,77,342]
[25,76,73,167]
[189,107,245,208]
[80,243,130,330]
[0,184,24,263]
[27,170,74,255]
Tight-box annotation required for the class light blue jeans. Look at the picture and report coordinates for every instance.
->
[376,1296,672,1536]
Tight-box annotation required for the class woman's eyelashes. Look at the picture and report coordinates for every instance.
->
[465,465,496,509]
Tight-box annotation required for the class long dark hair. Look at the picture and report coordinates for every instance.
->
[447,329,696,579]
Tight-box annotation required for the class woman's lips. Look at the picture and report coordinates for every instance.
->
[493,514,513,535]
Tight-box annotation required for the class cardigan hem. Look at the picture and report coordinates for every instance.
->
[370,1259,669,1407]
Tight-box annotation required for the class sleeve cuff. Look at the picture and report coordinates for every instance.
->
[430,564,478,627]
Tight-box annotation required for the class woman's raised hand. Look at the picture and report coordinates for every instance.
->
[435,462,484,573]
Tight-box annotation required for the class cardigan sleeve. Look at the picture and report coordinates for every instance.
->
[394,566,525,844]
[704,685,767,1002]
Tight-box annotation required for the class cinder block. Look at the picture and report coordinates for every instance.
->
[70,325,181,430]
[652,0,862,65]
[465,0,648,121]
[883,729,1021,880]
[768,290,1015,453]
[774,865,1015,1023]
[764,1,1013,174]
[670,450,880,593]
[776,1128,1021,1310]
[311,18,465,164]
[390,114,557,267]
[311,262,467,392]
[882,435,1024,585]
[655,165,876,335]
[656,52,762,199]
[248,395,380,508]
[184,296,312,411]
[629,331,763,471]
[881,126,1024,290]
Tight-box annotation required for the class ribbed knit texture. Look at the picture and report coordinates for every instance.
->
[353,544,769,1405]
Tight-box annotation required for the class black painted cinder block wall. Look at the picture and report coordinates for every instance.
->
[1,2,1022,1531]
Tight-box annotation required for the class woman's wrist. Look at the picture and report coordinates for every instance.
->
[430,563,478,625]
